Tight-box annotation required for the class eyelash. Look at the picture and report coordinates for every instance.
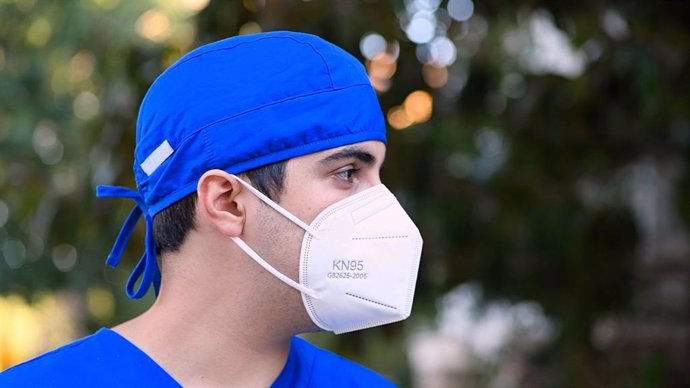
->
[334,167,360,183]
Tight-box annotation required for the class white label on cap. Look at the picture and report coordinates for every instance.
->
[141,140,174,176]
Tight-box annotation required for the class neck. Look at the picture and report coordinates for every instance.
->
[113,247,298,387]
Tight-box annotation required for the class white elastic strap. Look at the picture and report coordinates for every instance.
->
[231,236,319,299]
[231,174,319,237]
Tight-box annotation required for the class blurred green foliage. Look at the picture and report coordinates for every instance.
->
[1,0,689,386]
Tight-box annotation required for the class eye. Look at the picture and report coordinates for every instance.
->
[334,167,359,183]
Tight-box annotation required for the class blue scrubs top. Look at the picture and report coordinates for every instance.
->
[0,328,395,387]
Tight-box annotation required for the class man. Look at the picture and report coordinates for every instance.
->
[0,31,422,387]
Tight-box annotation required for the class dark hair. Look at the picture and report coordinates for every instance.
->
[153,161,286,255]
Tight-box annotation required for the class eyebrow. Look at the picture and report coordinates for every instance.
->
[319,146,377,166]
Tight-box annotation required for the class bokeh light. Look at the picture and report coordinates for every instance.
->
[447,0,474,22]
[51,244,78,272]
[0,294,77,371]
[360,32,387,60]
[3,239,26,269]
[242,0,265,12]
[168,22,197,52]
[366,52,397,93]
[601,8,630,41]
[25,17,52,47]
[422,64,448,88]
[387,90,433,130]
[387,105,414,130]
[32,120,64,165]
[405,12,436,44]
[69,51,96,83]
[136,9,172,42]
[403,90,433,123]
[239,21,262,35]
[86,287,116,322]
[179,0,210,14]
[428,36,457,66]
[502,10,587,79]
[52,165,78,196]
[73,91,100,120]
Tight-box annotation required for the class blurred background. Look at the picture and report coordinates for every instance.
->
[1,0,689,386]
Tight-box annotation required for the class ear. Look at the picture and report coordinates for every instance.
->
[196,169,246,237]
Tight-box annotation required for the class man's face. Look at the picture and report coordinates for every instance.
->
[240,140,386,331]
[281,140,387,226]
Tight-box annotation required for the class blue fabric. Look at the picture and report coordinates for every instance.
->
[0,329,178,387]
[97,31,386,299]
[96,186,161,298]
[0,329,396,387]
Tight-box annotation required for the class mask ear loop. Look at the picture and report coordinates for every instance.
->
[230,236,319,299]
[231,174,319,238]
[228,175,321,299]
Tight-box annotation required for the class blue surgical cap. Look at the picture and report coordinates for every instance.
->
[96,31,387,299]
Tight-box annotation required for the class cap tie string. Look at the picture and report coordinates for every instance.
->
[96,185,161,299]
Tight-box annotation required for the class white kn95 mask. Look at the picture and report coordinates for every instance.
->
[229,175,423,334]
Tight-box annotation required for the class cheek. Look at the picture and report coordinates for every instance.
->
[253,203,305,276]
[282,181,346,225]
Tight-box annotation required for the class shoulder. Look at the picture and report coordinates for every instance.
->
[0,328,180,388]
[291,336,397,388]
